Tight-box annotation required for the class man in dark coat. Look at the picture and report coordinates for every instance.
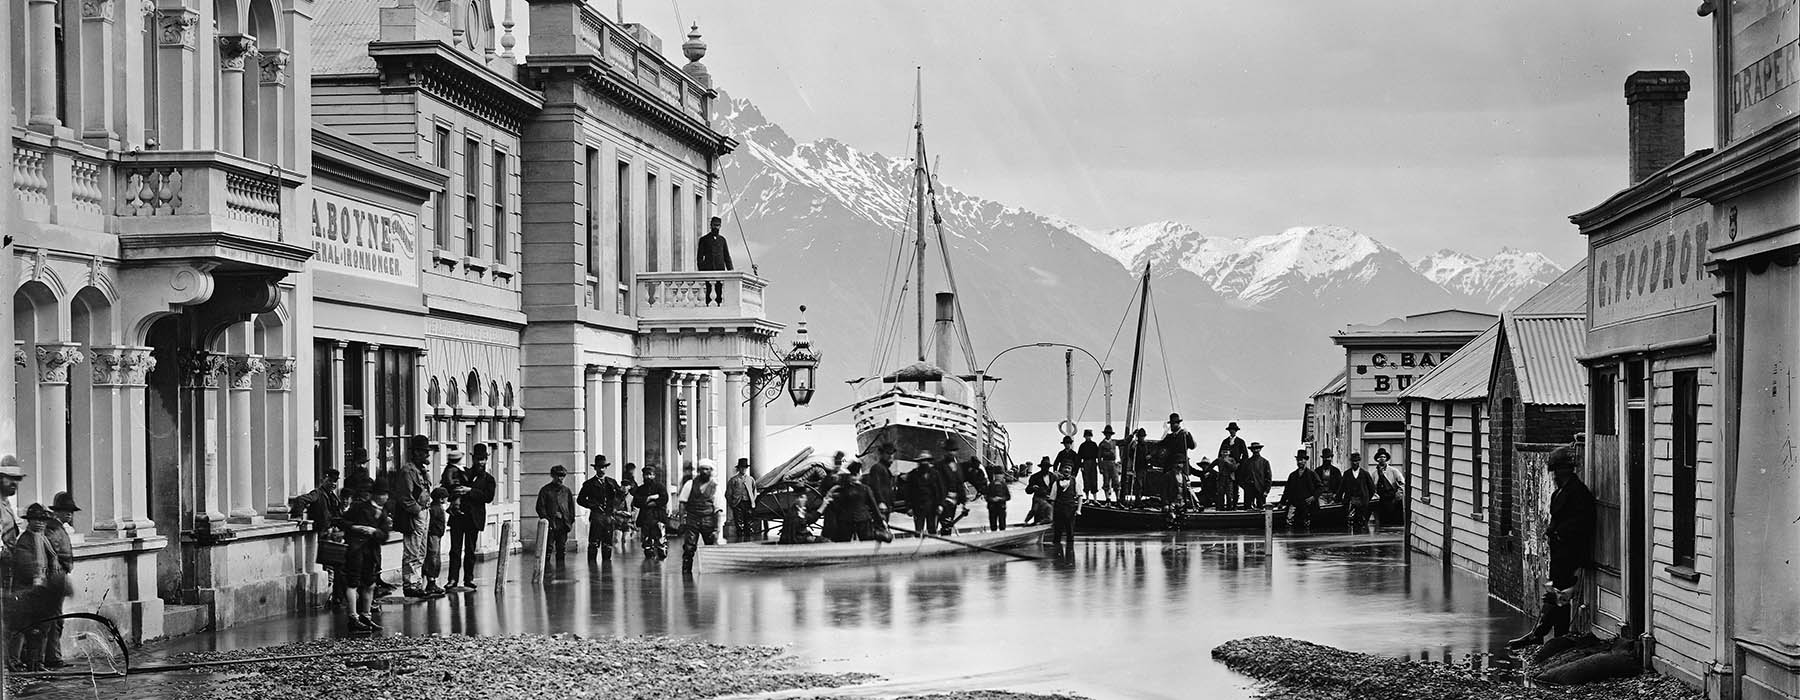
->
[1097,426,1120,502]
[904,451,947,535]
[697,216,734,271]
[535,465,577,559]
[632,465,670,560]
[724,458,759,542]
[1339,453,1377,530]
[1279,449,1320,528]
[1077,429,1100,500]
[577,455,628,557]
[442,442,497,590]
[1024,458,1054,525]
[1240,442,1273,509]
[1161,414,1197,506]
[1509,442,1596,648]
[1314,448,1343,501]
[865,444,898,515]
[1218,421,1249,464]
[389,435,434,598]
[1053,435,1080,473]
[819,467,880,542]
[1049,462,1082,551]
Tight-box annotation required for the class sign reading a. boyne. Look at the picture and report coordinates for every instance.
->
[1727,0,1799,142]
[1349,349,1456,396]
[1591,205,1712,327]
[311,190,418,281]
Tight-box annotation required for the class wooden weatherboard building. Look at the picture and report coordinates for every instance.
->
[1327,309,1495,467]
[1399,324,1497,578]
[1570,70,1720,692]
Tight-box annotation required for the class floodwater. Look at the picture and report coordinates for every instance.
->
[21,525,1529,700]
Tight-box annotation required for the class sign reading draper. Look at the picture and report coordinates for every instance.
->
[310,190,418,281]
[1726,0,1800,142]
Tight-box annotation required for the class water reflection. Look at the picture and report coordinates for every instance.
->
[47,531,1525,699]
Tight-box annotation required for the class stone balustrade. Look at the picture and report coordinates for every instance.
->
[635,270,767,322]
[559,6,710,121]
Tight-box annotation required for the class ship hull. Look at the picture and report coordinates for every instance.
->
[852,390,1010,467]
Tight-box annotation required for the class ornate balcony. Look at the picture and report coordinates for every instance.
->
[633,271,784,369]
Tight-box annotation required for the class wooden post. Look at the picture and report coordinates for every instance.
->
[1264,508,1274,550]
[532,518,550,583]
[494,520,514,589]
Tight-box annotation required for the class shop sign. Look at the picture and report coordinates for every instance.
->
[1725,0,1799,142]
[1348,348,1456,396]
[1591,205,1712,327]
[311,190,418,281]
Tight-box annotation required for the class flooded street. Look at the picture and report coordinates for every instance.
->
[37,528,1528,699]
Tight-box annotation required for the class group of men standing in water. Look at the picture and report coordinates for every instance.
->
[1032,415,1277,510]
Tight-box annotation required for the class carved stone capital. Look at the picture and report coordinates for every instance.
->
[81,0,113,20]
[36,344,86,384]
[263,357,296,391]
[217,34,259,71]
[179,350,226,389]
[156,8,198,47]
[225,355,266,390]
[257,50,290,86]
[13,346,25,368]
[90,347,157,386]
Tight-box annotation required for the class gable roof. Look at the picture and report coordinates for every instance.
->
[1496,260,1588,406]
[1399,323,1499,402]
[1311,369,1347,399]
[1511,258,1588,316]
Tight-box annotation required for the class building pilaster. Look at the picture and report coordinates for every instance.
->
[35,343,84,506]
[601,367,622,475]
[723,369,747,474]
[623,368,647,475]
[79,0,118,144]
[224,354,264,523]
[216,34,257,155]
[262,356,295,515]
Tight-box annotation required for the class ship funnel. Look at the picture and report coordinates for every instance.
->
[935,292,959,401]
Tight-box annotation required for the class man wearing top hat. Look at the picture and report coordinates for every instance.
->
[1239,442,1273,509]
[389,435,435,598]
[577,455,628,556]
[1508,442,1596,648]
[1279,449,1321,527]
[443,443,497,589]
[1340,453,1377,530]
[535,465,577,559]
[1097,426,1120,502]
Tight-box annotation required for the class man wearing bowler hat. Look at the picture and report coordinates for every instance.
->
[1508,442,1596,648]
[1161,414,1197,506]
[443,443,497,589]
[536,465,577,559]
[1097,426,1120,502]
[725,458,758,542]
[577,455,628,557]
[1240,442,1272,509]
[1279,449,1321,527]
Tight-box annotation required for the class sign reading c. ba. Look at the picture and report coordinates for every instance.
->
[1347,348,1455,396]
[310,190,418,281]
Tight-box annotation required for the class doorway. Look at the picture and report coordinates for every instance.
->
[1625,360,1649,638]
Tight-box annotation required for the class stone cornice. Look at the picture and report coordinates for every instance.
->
[369,41,543,133]
[311,123,451,199]
[522,56,734,157]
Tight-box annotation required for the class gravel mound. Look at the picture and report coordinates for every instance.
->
[1211,636,1703,700]
[167,634,877,700]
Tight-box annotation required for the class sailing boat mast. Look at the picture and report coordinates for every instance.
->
[913,69,929,365]
[1123,263,1152,488]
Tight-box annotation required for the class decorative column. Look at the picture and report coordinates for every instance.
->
[723,369,747,474]
[361,343,379,472]
[601,367,622,475]
[623,368,647,476]
[665,373,683,479]
[216,35,257,155]
[696,374,714,463]
[88,347,130,534]
[35,343,84,505]
[154,8,200,148]
[79,0,117,143]
[679,373,698,468]
[26,0,61,129]
[181,350,228,528]
[254,49,289,161]
[413,350,428,441]
[96,348,156,535]
[584,364,602,469]
[225,354,264,523]
[329,340,347,473]
[747,370,766,481]
[263,357,295,514]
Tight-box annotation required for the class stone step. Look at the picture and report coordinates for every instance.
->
[161,604,213,639]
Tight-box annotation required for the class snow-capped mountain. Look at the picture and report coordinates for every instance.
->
[1413,248,1565,309]
[712,94,1567,422]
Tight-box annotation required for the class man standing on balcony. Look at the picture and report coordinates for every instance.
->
[697,216,734,306]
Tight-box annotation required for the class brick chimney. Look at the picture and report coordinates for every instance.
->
[1624,70,1689,185]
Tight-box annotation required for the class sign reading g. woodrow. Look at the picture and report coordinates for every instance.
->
[310,190,418,281]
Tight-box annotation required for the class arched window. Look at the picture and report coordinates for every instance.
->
[465,370,480,405]
[488,380,499,408]
[503,382,514,409]
[427,377,442,407]
[446,377,460,407]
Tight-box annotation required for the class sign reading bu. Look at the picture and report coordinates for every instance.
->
[310,190,418,281]
[1725,0,1800,142]
[1347,348,1456,396]
[1591,204,1713,328]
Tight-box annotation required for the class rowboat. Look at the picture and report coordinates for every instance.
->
[694,524,1051,573]
[1078,501,1350,531]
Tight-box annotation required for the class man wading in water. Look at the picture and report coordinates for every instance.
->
[677,460,725,572]
[1049,462,1082,551]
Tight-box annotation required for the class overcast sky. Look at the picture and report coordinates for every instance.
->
[604,0,1715,264]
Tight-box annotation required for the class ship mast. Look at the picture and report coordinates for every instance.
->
[913,69,929,366]
[1124,262,1151,497]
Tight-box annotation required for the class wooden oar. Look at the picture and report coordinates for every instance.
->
[885,523,1046,561]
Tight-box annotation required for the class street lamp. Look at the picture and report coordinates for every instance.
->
[745,305,823,407]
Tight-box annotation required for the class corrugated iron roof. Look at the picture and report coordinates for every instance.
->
[1399,323,1499,402]
[312,0,384,75]
[1505,316,1587,406]
[1512,259,1588,316]
[1334,309,1498,337]
[1311,369,1347,398]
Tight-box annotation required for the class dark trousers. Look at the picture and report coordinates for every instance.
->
[1081,465,1098,494]
[1247,487,1268,509]
[423,533,443,580]
[1284,500,1316,528]
[988,502,1007,530]
[730,502,757,542]
[681,514,718,569]
[547,523,570,555]
[448,527,479,584]
[1346,497,1371,530]
[911,504,939,537]
[1051,506,1077,549]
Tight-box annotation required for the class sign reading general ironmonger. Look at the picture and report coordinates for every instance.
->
[311,190,418,281]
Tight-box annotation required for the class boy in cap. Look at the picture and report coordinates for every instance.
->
[337,477,392,632]
[424,488,448,596]
[536,466,577,559]
[444,443,497,590]
[10,504,59,669]
[1508,442,1595,648]
[676,460,725,571]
